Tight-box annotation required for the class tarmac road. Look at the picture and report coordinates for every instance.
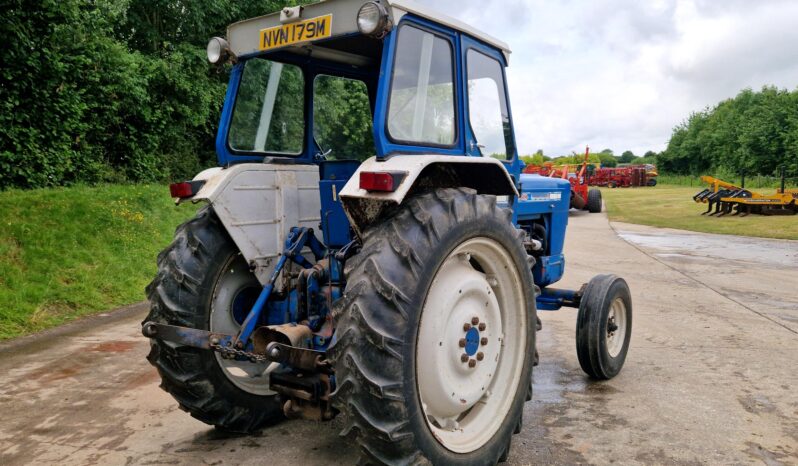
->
[1,210,796,465]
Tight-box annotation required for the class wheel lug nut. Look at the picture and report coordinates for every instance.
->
[463,323,472,331]
[461,354,469,363]
[468,359,476,368]
[458,338,466,348]
[476,352,484,361]
[478,323,486,331]
[480,337,488,346]
[471,317,480,325]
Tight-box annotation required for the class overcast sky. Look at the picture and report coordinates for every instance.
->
[433,0,798,156]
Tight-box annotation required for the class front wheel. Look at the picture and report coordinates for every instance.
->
[576,274,632,379]
[329,188,536,465]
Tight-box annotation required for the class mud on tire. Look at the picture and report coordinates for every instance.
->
[328,188,536,465]
[144,207,282,432]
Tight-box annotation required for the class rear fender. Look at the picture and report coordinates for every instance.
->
[339,156,518,237]
[177,163,321,285]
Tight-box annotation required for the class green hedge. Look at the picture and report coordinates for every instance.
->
[1,0,298,190]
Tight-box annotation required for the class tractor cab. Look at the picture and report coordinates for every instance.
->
[211,0,523,172]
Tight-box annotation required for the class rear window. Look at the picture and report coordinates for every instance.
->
[228,59,305,155]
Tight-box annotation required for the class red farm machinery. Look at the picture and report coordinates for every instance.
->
[588,165,657,188]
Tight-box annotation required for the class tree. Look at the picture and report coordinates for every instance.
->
[597,153,617,167]
[0,0,318,189]
[619,151,636,163]
[659,86,798,177]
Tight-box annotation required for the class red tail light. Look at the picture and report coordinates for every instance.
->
[169,180,205,198]
[359,171,406,192]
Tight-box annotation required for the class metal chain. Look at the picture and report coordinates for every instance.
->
[210,343,269,363]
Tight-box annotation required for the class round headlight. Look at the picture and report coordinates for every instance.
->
[357,2,389,36]
[207,37,229,64]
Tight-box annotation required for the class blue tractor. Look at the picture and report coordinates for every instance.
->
[142,1,633,463]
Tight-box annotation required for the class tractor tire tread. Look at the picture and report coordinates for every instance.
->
[143,207,282,433]
[329,188,534,465]
[575,274,632,380]
[587,188,603,213]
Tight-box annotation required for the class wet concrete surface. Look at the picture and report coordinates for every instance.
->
[615,222,798,335]
[1,212,797,465]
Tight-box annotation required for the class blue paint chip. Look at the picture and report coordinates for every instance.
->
[464,327,480,356]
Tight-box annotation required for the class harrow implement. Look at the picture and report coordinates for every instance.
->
[693,173,797,216]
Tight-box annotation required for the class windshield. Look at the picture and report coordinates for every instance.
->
[228,58,305,155]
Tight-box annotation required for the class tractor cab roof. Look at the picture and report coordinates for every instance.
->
[226,0,511,65]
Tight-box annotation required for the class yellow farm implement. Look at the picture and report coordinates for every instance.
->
[692,173,797,216]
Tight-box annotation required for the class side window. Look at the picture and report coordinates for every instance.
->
[313,75,375,161]
[466,50,514,160]
[229,59,304,154]
[388,25,456,146]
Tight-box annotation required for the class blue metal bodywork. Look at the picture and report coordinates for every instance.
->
[515,174,571,289]
[318,161,359,248]
[212,13,581,359]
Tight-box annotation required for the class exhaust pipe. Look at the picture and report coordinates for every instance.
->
[252,323,313,355]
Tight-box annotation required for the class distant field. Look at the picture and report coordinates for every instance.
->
[0,185,197,340]
[601,184,798,240]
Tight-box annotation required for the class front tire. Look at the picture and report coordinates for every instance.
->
[144,207,283,432]
[329,189,536,465]
[576,274,632,380]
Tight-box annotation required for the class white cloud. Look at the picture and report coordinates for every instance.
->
[432,0,798,156]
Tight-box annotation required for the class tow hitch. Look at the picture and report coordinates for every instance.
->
[142,322,334,420]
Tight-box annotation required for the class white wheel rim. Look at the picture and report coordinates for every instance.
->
[416,237,527,453]
[606,297,627,358]
[209,254,277,396]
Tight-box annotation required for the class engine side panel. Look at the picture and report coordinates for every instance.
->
[516,174,571,287]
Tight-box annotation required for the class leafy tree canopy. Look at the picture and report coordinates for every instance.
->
[0,0,306,189]
[659,86,798,177]
[619,150,636,163]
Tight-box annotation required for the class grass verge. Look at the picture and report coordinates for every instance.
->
[601,184,798,240]
[0,184,197,340]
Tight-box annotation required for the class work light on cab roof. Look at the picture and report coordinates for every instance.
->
[357,1,391,36]
[206,36,229,64]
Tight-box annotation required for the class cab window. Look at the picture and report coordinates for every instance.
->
[387,25,456,146]
[313,75,374,161]
[466,50,514,160]
[229,59,305,155]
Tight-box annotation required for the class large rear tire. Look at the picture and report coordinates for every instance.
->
[144,207,283,432]
[329,188,536,465]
